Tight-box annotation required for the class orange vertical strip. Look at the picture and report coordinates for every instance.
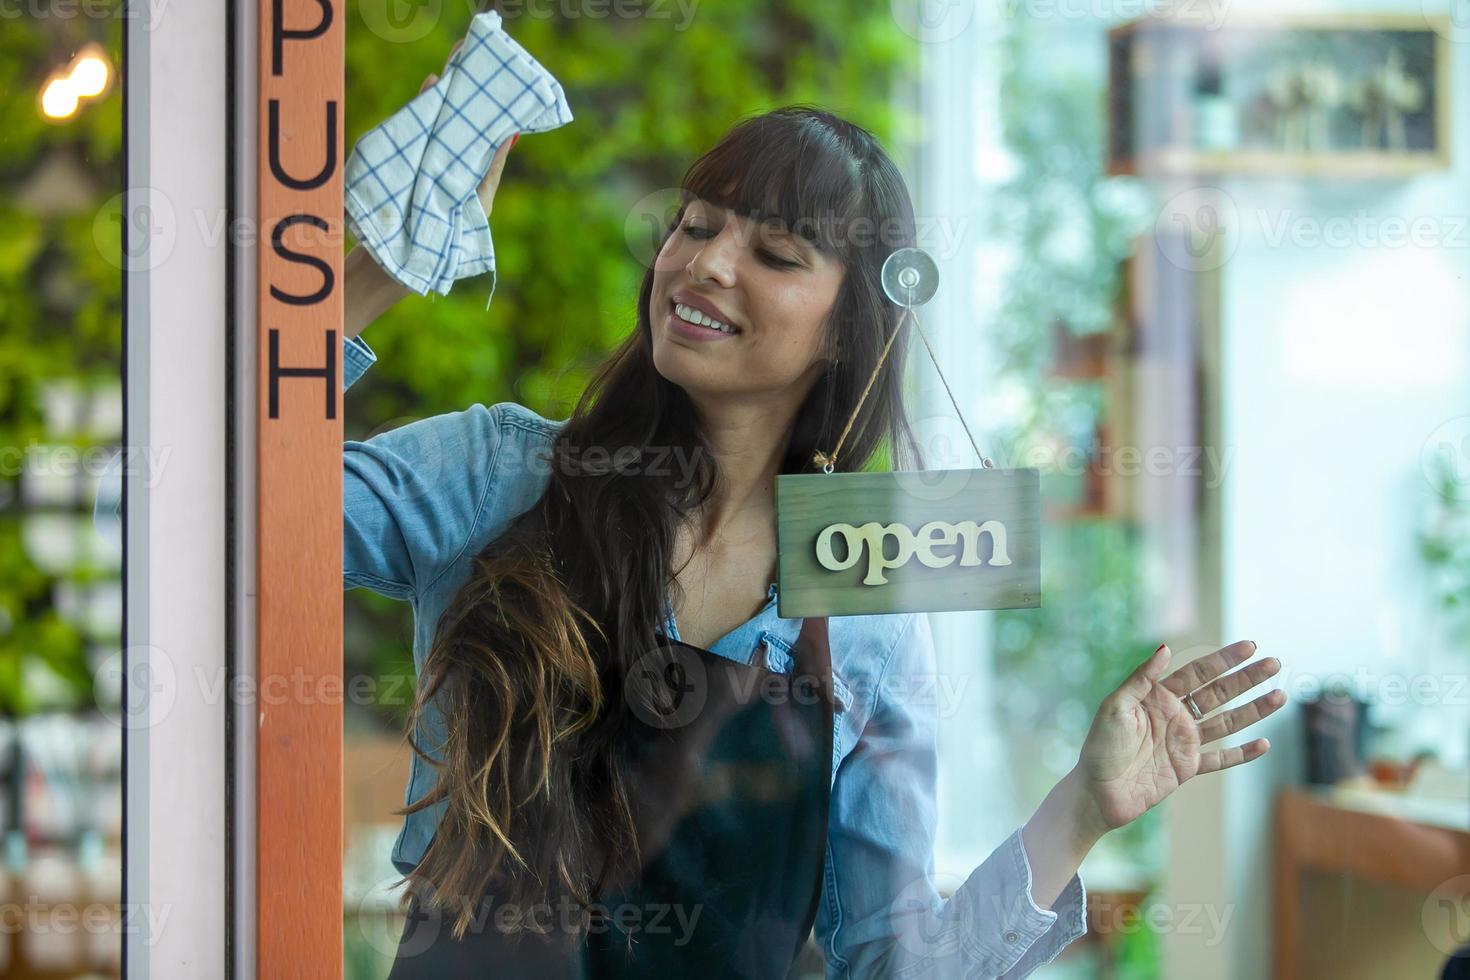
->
[257,0,343,975]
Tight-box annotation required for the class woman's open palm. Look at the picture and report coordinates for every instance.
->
[1077,641,1286,832]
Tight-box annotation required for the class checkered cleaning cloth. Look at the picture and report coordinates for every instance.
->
[344,10,573,307]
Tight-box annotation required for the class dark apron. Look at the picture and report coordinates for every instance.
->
[386,616,837,979]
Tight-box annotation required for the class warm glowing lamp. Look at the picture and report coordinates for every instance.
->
[38,44,113,121]
[40,78,80,120]
[70,52,110,98]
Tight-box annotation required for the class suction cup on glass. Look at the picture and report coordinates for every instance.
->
[880,247,939,308]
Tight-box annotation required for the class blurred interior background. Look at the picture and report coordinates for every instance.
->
[4,0,1468,977]
[0,5,124,978]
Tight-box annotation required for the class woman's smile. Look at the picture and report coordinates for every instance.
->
[666,295,741,343]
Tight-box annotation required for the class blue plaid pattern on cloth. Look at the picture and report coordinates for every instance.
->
[344,10,573,306]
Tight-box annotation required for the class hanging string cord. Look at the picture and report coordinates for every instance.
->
[811,306,990,473]
[811,307,907,474]
[907,309,988,467]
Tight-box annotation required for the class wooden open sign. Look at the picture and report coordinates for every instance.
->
[775,467,1041,618]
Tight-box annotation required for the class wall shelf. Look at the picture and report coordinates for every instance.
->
[1108,12,1453,177]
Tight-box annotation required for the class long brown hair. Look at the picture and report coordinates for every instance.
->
[397,105,924,941]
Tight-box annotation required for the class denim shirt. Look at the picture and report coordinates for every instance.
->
[339,334,1089,978]
[96,334,1088,978]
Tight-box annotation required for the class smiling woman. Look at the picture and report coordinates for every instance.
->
[363,107,937,964]
[324,98,1289,980]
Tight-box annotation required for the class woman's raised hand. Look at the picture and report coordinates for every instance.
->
[1073,640,1287,834]
[344,42,518,339]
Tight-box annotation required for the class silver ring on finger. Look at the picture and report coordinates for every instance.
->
[1183,691,1204,721]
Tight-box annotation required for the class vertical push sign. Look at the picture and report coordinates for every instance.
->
[258,0,342,974]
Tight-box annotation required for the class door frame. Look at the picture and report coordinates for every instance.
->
[124,0,345,974]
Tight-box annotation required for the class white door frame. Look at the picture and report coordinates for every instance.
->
[124,0,228,974]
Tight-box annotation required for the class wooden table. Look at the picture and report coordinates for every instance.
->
[1273,786,1470,980]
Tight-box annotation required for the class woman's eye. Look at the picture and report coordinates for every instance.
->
[682,223,799,268]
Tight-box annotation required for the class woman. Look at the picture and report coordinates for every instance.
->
[341,91,1286,977]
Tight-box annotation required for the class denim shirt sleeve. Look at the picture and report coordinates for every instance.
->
[817,611,1088,979]
[343,333,377,390]
[341,334,506,600]
[90,333,504,599]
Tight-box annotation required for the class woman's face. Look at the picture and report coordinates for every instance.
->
[649,196,844,403]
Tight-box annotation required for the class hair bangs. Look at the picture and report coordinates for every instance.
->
[679,108,864,260]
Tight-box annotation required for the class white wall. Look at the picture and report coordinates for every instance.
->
[915,2,1470,976]
[1167,3,1470,978]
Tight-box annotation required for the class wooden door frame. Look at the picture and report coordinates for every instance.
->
[251,0,346,975]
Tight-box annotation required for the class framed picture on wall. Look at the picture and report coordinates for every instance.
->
[1108,13,1453,176]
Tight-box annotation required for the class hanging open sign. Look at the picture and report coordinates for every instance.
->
[775,467,1041,617]
[776,248,1043,618]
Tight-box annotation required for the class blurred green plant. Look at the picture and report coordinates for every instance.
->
[985,7,1162,956]
[1417,450,1470,652]
[344,2,916,727]
[0,17,123,716]
[992,521,1161,858]
[1114,892,1165,980]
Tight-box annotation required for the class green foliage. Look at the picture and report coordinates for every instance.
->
[0,16,124,716]
[1117,921,1163,980]
[986,14,1160,867]
[992,520,1160,859]
[1418,451,1470,651]
[344,2,915,726]
[989,17,1151,393]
